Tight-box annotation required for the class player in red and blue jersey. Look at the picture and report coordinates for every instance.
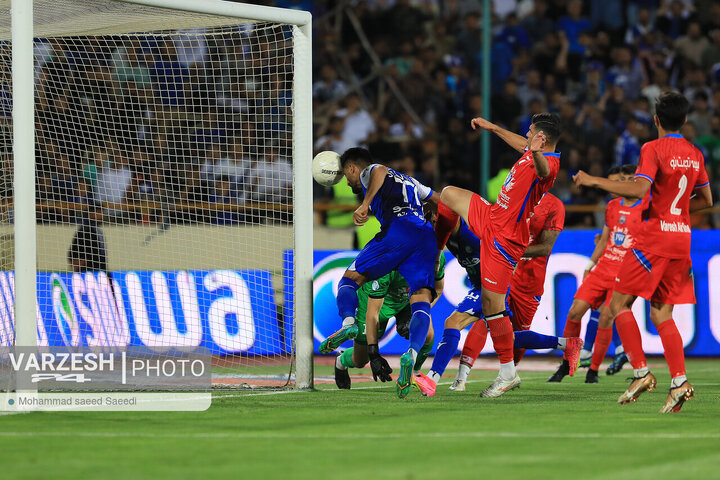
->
[574,92,713,413]
[444,193,583,391]
[431,113,562,397]
[318,147,439,399]
[411,198,581,396]
[549,166,642,384]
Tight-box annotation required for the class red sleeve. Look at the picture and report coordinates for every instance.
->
[544,196,565,231]
[695,161,710,188]
[635,143,657,184]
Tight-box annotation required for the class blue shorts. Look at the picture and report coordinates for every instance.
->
[349,218,437,295]
[456,286,512,319]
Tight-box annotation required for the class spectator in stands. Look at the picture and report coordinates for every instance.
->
[334,93,376,146]
[656,0,694,40]
[688,91,713,137]
[614,115,647,167]
[315,116,355,154]
[697,114,720,167]
[68,201,108,272]
[209,174,239,225]
[557,0,591,56]
[312,64,347,102]
[676,22,710,66]
[246,145,292,204]
[96,148,133,222]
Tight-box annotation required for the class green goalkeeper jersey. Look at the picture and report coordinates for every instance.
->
[355,253,446,324]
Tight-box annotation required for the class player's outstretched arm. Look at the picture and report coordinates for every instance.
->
[354,164,388,226]
[573,171,651,199]
[690,185,713,213]
[470,116,526,153]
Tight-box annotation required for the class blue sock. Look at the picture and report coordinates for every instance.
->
[429,328,460,376]
[336,277,360,319]
[612,323,622,352]
[514,330,559,350]
[408,301,432,353]
[583,310,599,349]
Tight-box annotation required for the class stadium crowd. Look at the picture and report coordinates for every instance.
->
[309,0,720,227]
[0,0,718,227]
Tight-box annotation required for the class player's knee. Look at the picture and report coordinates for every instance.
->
[567,303,584,322]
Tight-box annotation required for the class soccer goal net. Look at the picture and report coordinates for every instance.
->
[0,0,313,392]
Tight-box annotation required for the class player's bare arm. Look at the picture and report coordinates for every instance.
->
[353,164,388,225]
[689,185,713,213]
[573,171,651,199]
[522,229,560,258]
[585,225,610,278]
[530,131,551,178]
[470,116,526,153]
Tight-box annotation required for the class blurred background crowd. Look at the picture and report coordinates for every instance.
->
[305,0,720,228]
[0,0,718,228]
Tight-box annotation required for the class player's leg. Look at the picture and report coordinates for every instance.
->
[416,310,480,396]
[394,288,434,398]
[652,302,694,413]
[611,290,658,404]
[650,256,697,413]
[480,287,521,397]
[434,186,475,250]
[452,320,487,391]
[606,323,628,375]
[548,298,592,382]
[321,268,368,353]
[579,309,600,368]
[586,305,613,383]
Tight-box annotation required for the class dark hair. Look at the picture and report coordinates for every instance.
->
[422,201,438,222]
[340,147,373,169]
[655,92,689,131]
[620,164,637,175]
[531,113,562,144]
[607,166,622,176]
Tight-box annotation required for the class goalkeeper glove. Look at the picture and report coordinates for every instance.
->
[368,344,392,382]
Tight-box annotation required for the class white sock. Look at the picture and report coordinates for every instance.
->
[342,317,355,327]
[579,348,592,359]
[335,355,347,370]
[671,375,687,388]
[615,345,625,355]
[429,370,441,385]
[456,363,471,383]
[557,337,567,351]
[499,361,516,380]
[408,348,418,364]
[634,366,649,378]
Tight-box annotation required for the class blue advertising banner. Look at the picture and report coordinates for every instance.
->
[310,230,720,356]
[0,269,290,355]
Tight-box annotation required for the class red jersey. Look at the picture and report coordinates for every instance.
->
[634,134,710,258]
[592,197,644,281]
[512,193,565,296]
[491,150,560,257]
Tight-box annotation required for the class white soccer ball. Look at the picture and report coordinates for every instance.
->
[312,151,343,187]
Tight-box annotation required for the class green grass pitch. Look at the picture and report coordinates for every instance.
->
[1,358,719,480]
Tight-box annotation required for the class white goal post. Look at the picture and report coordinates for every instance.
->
[5,0,314,392]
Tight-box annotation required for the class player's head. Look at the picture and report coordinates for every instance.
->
[422,201,438,226]
[654,91,689,132]
[527,113,561,148]
[340,147,372,194]
[607,166,623,182]
[620,164,637,179]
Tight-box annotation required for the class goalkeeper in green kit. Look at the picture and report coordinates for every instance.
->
[328,255,446,389]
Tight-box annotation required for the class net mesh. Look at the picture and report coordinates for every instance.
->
[0,2,301,390]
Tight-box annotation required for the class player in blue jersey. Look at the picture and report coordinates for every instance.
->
[413,204,578,396]
[318,147,439,399]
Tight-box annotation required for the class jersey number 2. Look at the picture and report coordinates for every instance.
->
[670,174,687,216]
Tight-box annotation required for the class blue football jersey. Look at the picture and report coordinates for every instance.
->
[360,165,433,230]
[446,219,482,289]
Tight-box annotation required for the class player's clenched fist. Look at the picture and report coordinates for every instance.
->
[470,116,494,131]
[353,203,369,225]
[572,170,592,187]
[368,344,392,382]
